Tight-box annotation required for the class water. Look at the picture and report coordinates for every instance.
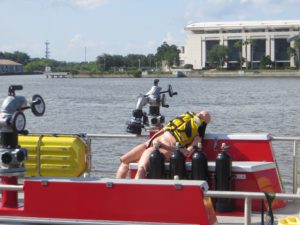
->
[0,75,299,192]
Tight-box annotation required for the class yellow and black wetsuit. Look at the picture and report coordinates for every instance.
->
[164,112,207,146]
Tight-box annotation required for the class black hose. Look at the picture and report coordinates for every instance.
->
[261,199,264,225]
[264,192,275,225]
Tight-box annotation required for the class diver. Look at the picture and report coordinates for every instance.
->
[126,79,177,135]
[116,111,211,179]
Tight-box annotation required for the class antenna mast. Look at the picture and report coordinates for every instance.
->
[45,41,50,59]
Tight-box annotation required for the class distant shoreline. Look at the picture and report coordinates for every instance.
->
[2,70,300,78]
[186,70,300,78]
[66,70,300,78]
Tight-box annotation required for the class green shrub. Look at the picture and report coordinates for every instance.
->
[127,70,142,78]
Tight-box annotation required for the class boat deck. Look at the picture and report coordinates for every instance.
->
[217,201,300,224]
[0,202,298,225]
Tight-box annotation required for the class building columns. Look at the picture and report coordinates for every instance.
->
[201,40,206,68]
[290,41,295,67]
[222,39,228,68]
[270,37,275,62]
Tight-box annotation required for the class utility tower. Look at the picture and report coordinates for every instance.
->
[45,41,50,59]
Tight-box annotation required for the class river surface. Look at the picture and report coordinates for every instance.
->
[0,75,299,192]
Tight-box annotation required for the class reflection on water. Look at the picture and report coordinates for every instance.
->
[0,75,299,192]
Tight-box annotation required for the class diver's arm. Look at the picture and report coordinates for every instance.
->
[184,135,201,157]
[185,123,207,156]
[145,128,165,148]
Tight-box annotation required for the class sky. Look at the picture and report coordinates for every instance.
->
[0,0,300,62]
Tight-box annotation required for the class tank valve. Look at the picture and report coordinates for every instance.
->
[221,143,230,151]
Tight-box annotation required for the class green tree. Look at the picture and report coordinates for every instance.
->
[234,40,245,70]
[23,58,48,73]
[207,45,229,69]
[260,55,272,69]
[155,42,180,68]
[96,54,112,71]
[14,51,30,64]
[124,54,146,69]
[146,54,155,68]
[0,51,30,65]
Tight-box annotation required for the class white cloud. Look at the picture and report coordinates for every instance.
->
[146,41,156,49]
[49,0,110,9]
[69,34,85,48]
[71,0,110,9]
[249,0,289,16]
[162,32,175,44]
[183,0,300,22]
[122,44,147,55]
[184,0,198,19]
[68,34,106,51]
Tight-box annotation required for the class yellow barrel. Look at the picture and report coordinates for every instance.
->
[279,217,300,225]
[19,134,89,177]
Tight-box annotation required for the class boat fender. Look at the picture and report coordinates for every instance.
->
[170,142,186,179]
[148,143,165,179]
[215,142,233,212]
[279,217,300,225]
[191,142,208,181]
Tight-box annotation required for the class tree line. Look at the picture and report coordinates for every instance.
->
[207,38,300,70]
[0,42,180,75]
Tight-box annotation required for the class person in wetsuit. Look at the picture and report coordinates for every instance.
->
[116,111,211,179]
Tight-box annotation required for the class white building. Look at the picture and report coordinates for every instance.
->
[180,20,300,69]
[0,59,23,74]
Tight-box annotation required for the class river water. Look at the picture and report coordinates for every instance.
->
[0,75,299,192]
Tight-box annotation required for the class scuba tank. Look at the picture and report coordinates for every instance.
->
[191,142,208,181]
[215,143,233,212]
[148,143,165,179]
[170,142,186,179]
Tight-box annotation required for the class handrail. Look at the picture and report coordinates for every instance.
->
[270,135,299,194]
[86,133,149,138]
[26,132,300,193]
[25,132,149,139]
[205,190,300,225]
[0,184,23,191]
[83,133,300,193]
[271,136,300,141]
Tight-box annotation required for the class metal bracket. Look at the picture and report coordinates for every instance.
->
[174,183,183,190]
[41,180,48,186]
[213,137,218,151]
[106,182,113,188]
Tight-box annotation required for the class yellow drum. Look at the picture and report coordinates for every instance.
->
[19,134,89,177]
[279,217,300,225]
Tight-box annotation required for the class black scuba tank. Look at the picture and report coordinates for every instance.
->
[192,142,208,181]
[149,143,165,179]
[170,142,186,179]
[215,143,233,212]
